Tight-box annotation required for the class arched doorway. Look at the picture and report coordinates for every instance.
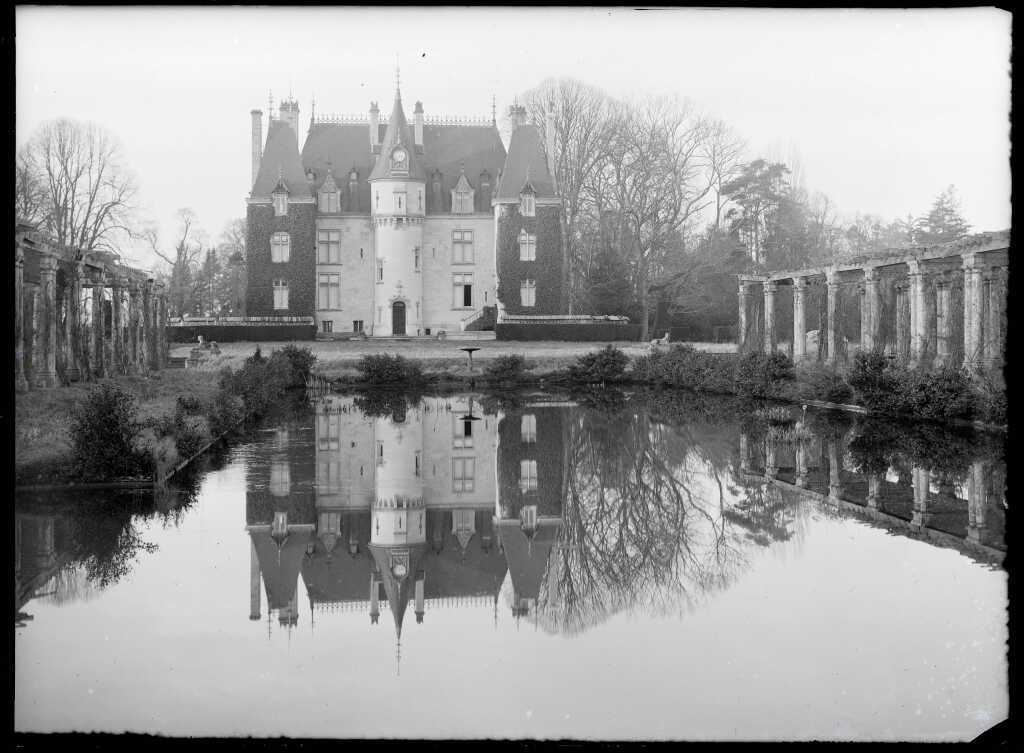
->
[391,301,406,335]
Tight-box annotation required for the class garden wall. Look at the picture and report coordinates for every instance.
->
[168,324,316,343]
[496,323,642,341]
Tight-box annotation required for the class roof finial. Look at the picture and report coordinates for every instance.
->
[395,54,401,98]
[491,94,497,126]
[268,90,274,119]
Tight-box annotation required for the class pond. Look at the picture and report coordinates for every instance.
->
[14,389,1007,740]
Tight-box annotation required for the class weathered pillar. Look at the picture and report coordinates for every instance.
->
[128,278,142,374]
[89,271,106,378]
[737,281,749,352]
[35,251,59,388]
[934,277,952,367]
[763,280,777,354]
[154,282,167,368]
[111,276,126,375]
[792,277,807,362]
[907,260,926,365]
[895,282,910,364]
[249,536,261,621]
[961,253,983,370]
[62,272,79,382]
[861,266,880,353]
[827,437,842,500]
[967,460,988,543]
[15,241,28,391]
[101,271,115,376]
[911,466,931,528]
[825,268,840,365]
[764,434,778,479]
[867,473,881,509]
[983,268,1005,368]
[142,279,154,374]
[739,432,751,474]
[794,440,808,488]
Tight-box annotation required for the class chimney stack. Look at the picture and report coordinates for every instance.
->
[251,109,263,188]
[369,101,381,153]
[508,104,527,131]
[413,101,424,150]
[279,98,300,145]
[545,104,557,192]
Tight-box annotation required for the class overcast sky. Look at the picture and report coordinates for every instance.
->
[17,6,1011,270]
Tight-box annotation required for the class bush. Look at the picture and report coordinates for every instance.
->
[755,406,795,426]
[795,363,854,404]
[735,352,794,397]
[631,345,736,393]
[207,392,246,436]
[973,368,1007,425]
[276,344,317,387]
[567,345,629,384]
[356,354,425,385]
[69,383,148,480]
[902,367,975,421]
[847,352,900,410]
[484,354,527,381]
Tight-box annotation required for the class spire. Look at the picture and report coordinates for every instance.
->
[492,94,497,126]
[395,53,402,99]
[396,633,402,677]
[268,90,274,119]
[310,94,316,130]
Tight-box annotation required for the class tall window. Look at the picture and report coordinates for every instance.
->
[376,258,384,283]
[453,191,473,214]
[318,412,340,450]
[319,190,339,213]
[353,320,364,334]
[453,274,473,308]
[317,230,340,263]
[453,458,475,493]
[414,246,420,271]
[273,279,289,310]
[394,192,405,212]
[520,279,536,307]
[271,232,290,262]
[454,416,474,449]
[452,230,474,264]
[270,460,291,496]
[318,274,340,309]
[521,414,537,443]
[519,460,538,492]
[519,229,536,261]
[520,192,535,217]
[273,193,288,216]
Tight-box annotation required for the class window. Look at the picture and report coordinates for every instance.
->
[520,192,535,217]
[453,274,473,308]
[394,192,405,212]
[520,279,536,307]
[318,274,340,310]
[270,460,291,496]
[376,441,384,465]
[317,230,340,263]
[318,412,340,450]
[418,190,423,212]
[273,279,289,310]
[414,246,420,271]
[271,232,290,263]
[521,414,537,443]
[353,320,364,334]
[453,458,475,493]
[452,230,474,264]
[453,191,473,214]
[319,190,339,213]
[321,320,333,334]
[519,460,538,492]
[519,229,536,261]
[273,193,288,216]
[376,258,384,283]
[454,416,474,449]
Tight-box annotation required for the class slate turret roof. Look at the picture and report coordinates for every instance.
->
[251,119,312,200]
[494,123,557,202]
[368,92,427,182]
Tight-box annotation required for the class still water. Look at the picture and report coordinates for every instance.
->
[15,390,1007,740]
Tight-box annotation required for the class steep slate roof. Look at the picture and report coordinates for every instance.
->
[496,518,562,601]
[368,93,427,182]
[250,526,314,611]
[368,542,429,636]
[494,123,556,201]
[301,510,374,604]
[251,120,312,200]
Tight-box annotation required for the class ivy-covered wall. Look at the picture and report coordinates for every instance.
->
[496,204,564,315]
[246,202,317,316]
[497,407,565,518]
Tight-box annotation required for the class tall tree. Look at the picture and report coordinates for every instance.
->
[145,208,206,317]
[914,185,971,244]
[19,118,139,258]
[215,218,247,316]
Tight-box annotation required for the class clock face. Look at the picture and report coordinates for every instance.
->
[392,563,408,578]
[392,148,407,164]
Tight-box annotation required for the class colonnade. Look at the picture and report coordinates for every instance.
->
[15,225,168,391]
[738,232,1009,371]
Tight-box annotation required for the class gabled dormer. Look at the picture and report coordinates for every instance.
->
[272,169,289,216]
[318,164,340,214]
[519,174,536,217]
[451,165,475,214]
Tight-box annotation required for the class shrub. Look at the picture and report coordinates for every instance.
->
[755,406,795,426]
[207,392,246,436]
[245,345,265,365]
[847,352,900,411]
[132,427,180,481]
[356,354,425,385]
[276,344,317,386]
[735,352,794,397]
[973,368,1007,425]
[568,345,629,383]
[484,354,527,381]
[902,367,975,421]
[69,383,147,480]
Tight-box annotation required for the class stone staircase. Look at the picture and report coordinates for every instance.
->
[460,305,497,332]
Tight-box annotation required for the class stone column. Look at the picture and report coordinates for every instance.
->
[249,536,261,621]
[764,434,778,479]
[111,276,126,375]
[911,467,931,528]
[126,278,139,375]
[142,279,154,374]
[825,269,840,365]
[934,277,951,367]
[983,269,1004,368]
[90,271,107,378]
[961,253,983,370]
[894,282,909,363]
[62,271,80,382]
[907,260,927,365]
[34,251,59,388]
[737,281,749,352]
[861,266,880,353]
[867,473,881,509]
[154,282,167,369]
[795,440,808,488]
[763,280,777,354]
[827,437,842,500]
[15,241,27,391]
[967,460,988,543]
[739,432,751,474]
[792,277,807,362]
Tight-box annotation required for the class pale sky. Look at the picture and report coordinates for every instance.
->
[16,6,1012,270]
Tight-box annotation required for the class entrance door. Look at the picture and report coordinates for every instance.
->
[392,301,406,335]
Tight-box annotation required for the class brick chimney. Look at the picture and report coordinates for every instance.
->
[369,101,380,153]
[414,101,424,151]
[251,109,263,187]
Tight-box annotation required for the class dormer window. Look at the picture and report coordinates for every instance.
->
[451,168,475,215]
[273,192,288,216]
[520,191,535,217]
[319,189,339,213]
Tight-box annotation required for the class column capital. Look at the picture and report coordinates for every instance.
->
[127,276,141,294]
[38,252,59,275]
[763,279,779,294]
[862,265,880,283]
[15,243,25,267]
[144,278,155,293]
[825,267,840,286]
[116,275,131,289]
[961,250,983,270]
[153,281,166,293]
[793,276,809,290]
[906,259,923,277]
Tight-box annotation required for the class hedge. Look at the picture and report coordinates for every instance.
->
[168,324,316,343]
[496,323,642,341]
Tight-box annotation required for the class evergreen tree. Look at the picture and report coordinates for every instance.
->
[914,185,971,244]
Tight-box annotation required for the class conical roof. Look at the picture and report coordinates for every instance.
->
[368,91,427,181]
[367,542,428,635]
[494,123,556,201]
[251,119,312,199]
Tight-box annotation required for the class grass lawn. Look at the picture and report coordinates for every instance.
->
[171,339,737,380]
[15,369,221,486]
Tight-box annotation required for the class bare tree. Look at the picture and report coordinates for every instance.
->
[145,208,207,317]
[20,118,139,258]
[15,148,48,227]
